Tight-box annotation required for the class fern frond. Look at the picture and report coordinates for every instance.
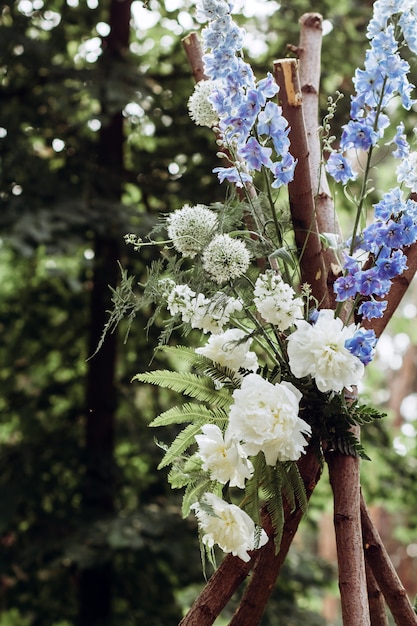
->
[263,465,284,553]
[158,423,202,469]
[150,402,228,428]
[134,370,232,408]
[281,462,308,514]
[182,477,213,518]
[243,453,266,526]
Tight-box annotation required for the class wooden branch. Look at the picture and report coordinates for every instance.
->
[183,32,208,82]
[365,558,389,626]
[273,58,329,308]
[179,551,259,626]
[297,13,343,306]
[360,494,417,625]
[326,424,371,626]
[229,445,322,625]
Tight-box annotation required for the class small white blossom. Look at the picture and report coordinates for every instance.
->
[253,270,304,331]
[287,309,365,393]
[202,234,250,284]
[165,283,242,333]
[187,80,219,127]
[195,328,258,372]
[166,283,196,321]
[191,492,268,562]
[195,424,253,487]
[397,151,417,193]
[228,373,311,465]
[167,204,218,258]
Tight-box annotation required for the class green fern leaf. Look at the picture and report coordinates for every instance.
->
[263,465,284,553]
[182,477,213,518]
[281,462,308,514]
[243,453,266,526]
[134,370,232,408]
[149,402,228,428]
[158,423,203,469]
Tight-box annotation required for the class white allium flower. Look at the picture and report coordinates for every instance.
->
[397,151,417,192]
[227,373,311,465]
[202,234,250,284]
[191,492,268,562]
[167,204,218,258]
[187,80,219,128]
[253,270,304,331]
[287,309,365,393]
[195,424,253,487]
[195,328,258,372]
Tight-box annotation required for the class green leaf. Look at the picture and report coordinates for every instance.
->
[281,462,308,514]
[182,477,213,518]
[158,423,203,469]
[134,370,232,408]
[149,402,228,428]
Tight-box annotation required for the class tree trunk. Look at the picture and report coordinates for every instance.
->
[78,0,132,624]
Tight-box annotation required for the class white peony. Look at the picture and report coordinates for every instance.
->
[227,373,311,465]
[287,309,365,393]
[195,424,253,488]
[195,328,258,372]
[191,492,268,562]
[253,270,304,331]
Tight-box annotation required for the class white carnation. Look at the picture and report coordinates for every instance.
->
[187,80,219,128]
[227,373,311,465]
[287,309,365,393]
[195,328,258,372]
[254,270,304,331]
[191,492,268,562]
[167,204,218,258]
[202,234,250,284]
[195,424,253,488]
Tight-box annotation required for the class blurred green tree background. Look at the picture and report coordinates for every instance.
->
[0,0,416,624]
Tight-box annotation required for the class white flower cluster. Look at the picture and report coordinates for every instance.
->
[192,371,311,559]
[287,309,365,393]
[195,424,253,488]
[187,79,219,128]
[165,283,242,333]
[191,492,268,562]
[202,234,251,284]
[228,373,311,465]
[253,270,304,331]
[195,327,258,373]
[167,203,218,258]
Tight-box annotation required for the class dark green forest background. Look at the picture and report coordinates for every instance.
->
[0,0,416,624]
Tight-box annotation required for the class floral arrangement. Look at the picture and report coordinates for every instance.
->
[119,0,417,574]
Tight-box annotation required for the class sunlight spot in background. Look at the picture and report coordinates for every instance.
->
[52,138,65,152]
[131,1,160,31]
[401,393,417,422]
[393,437,407,455]
[96,22,111,37]
[235,0,281,18]
[406,543,417,557]
[403,303,417,318]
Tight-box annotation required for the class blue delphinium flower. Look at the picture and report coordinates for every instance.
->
[270,153,298,188]
[326,152,357,184]
[345,328,378,365]
[358,299,387,321]
[340,120,379,151]
[195,0,296,189]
